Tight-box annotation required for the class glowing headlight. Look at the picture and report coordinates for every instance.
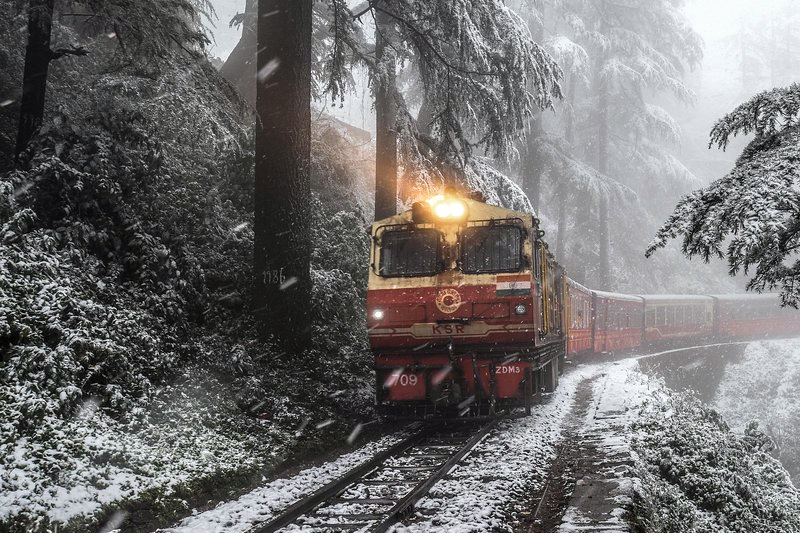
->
[372,309,385,320]
[448,201,465,217]
[431,200,467,219]
[434,202,451,218]
[514,304,527,315]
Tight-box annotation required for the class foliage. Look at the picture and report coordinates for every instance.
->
[629,390,800,533]
[648,85,800,305]
[714,340,800,483]
[329,0,562,168]
[0,4,375,529]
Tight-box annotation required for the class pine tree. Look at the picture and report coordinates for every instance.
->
[648,84,800,306]
[331,0,562,208]
[14,0,211,159]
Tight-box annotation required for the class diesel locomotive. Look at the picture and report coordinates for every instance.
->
[367,190,800,418]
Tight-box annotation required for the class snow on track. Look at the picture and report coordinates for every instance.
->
[159,432,409,533]
[160,361,638,533]
[393,363,603,533]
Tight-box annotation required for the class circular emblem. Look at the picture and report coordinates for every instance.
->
[436,288,462,314]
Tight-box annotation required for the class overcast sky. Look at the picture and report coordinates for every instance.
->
[204,0,776,151]
[207,0,760,60]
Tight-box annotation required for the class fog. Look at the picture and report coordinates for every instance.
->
[207,0,799,295]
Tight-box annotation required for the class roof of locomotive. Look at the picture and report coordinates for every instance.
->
[371,197,532,229]
[567,278,592,294]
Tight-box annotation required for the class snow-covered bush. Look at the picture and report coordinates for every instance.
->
[629,390,800,532]
[714,340,800,482]
[0,3,374,530]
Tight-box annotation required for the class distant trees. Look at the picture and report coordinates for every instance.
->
[14,0,211,159]
[507,0,701,290]
[648,84,800,306]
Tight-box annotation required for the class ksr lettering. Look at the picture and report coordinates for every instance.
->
[431,324,465,335]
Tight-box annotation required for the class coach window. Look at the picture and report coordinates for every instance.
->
[460,225,523,274]
[378,228,442,277]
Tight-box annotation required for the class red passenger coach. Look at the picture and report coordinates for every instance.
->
[367,192,566,418]
[713,294,800,340]
[641,295,714,346]
[566,279,593,354]
[591,291,644,353]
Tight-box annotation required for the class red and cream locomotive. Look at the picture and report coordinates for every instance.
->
[367,189,565,418]
[368,190,800,418]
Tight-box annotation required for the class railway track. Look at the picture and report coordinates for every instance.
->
[251,419,498,533]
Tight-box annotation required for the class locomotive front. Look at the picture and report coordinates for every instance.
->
[367,190,565,418]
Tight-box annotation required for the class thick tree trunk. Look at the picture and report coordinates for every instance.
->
[374,5,398,221]
[15,0,55,158]
[253,0,313,349]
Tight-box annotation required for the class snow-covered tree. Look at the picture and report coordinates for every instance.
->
[648,83,800,306]
[330,0,563,212]
[14,0,213,158]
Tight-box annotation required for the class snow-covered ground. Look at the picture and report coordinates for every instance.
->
[159,361,653,533]
[0,374,304,531]
[556,359,650,532]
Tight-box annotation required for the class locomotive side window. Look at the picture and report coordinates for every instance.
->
[378,229,442,277]
[460,225,523,274]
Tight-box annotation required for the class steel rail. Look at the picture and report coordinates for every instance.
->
[250,419,498,533]
[251,429,429,533]
[369,418,498,533]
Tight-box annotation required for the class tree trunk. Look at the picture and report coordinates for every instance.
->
[220,0,257,107]
[596,56,611,288]
[598,194,610,288]
[564,72,577,146]
[520,4,546,214]
[253,0,313,349]
[374,5,398,221]
[15,0,55,159]
[521,117,544,213]
[555,183,566,259]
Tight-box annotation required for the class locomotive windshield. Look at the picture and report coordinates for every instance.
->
[378,228,442,277]
[460,225,523,274]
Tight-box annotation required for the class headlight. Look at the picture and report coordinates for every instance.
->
[372,309,384,320]
[427,195,467,220]
[434,201,451,218]
[514,304,527,315]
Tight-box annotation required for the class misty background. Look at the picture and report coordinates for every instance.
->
[206,0,798,295]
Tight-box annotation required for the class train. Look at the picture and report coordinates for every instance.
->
[366,189,800,418]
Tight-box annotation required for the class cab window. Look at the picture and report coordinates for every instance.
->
[378,228,441,277]
[460,225,523,274]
